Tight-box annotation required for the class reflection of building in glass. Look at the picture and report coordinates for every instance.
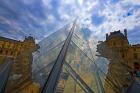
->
[105,29,140,72]
[0,36,40,93]
[97,29,140,93]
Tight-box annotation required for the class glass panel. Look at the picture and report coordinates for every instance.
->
[3,23,73,93]
[72,26,94,60]
[32,23,73,88]
[55,64,87,93]
[63,76,85,93]
[65,41,98,93]
[33,41,64,86]
[38,23,71,54]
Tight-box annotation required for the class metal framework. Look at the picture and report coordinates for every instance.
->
[41,21,76,93]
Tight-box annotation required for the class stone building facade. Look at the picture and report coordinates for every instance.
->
[97,29,140,93]
[105,29,140,72]
[0,36,40,93]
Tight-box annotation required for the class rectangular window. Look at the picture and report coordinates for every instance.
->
[134,53,138,59]
[122,54,125,58]
[0,49,2,53]
[113,42,116,46]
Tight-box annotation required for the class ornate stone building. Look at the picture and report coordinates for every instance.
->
[0,36,40,93]
[105,29,140,72]
[97,29,140,93]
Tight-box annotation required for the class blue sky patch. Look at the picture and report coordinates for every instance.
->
[0,0,139,44]
[91,13,106,26]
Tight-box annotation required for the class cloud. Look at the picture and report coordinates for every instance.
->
[128,26,140,44]
[0,0,48,40]
[89,0,140,43]
[0,0,139,44]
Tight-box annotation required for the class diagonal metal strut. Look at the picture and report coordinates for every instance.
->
[41,21,76,93]
[64,62,94,93]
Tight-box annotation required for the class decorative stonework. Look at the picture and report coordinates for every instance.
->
[0,36,40,93]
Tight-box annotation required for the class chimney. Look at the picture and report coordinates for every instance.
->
[124,29,127,38]
[106,33,108,40]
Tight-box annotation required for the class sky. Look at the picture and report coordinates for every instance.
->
[0,0,140,44]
